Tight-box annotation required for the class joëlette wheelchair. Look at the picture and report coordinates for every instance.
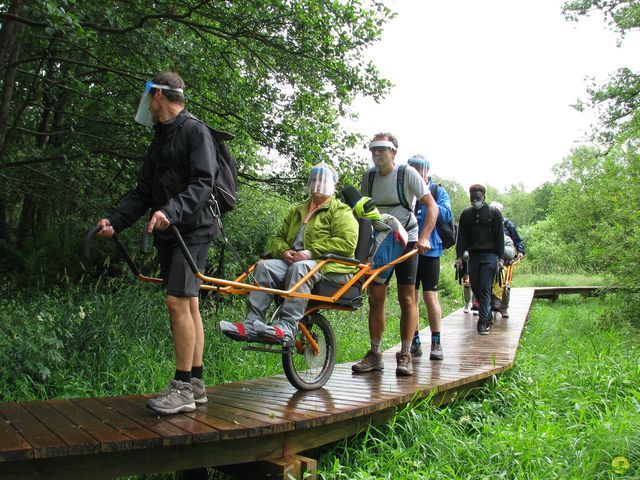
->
[85,218,417,391]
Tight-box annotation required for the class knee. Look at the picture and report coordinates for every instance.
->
[397,291,416,310]
[166,295,189,316]
[255,259,269,274]
[368,291,385,310]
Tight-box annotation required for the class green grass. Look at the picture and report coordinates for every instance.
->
[315,295,640,479]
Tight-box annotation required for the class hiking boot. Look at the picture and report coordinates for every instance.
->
[190,377,207,405]
[146,380,196,415]
[429,341,444,361]
[395,351,413,376]
[352,350,384,373]
[219,320,257,342]
[477,319,490,335]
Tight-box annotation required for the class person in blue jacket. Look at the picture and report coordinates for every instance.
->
[407,155,452,360]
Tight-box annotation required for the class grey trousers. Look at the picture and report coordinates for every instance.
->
[246,259,321,334]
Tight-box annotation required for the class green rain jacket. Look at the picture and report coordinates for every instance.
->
[269,196,359,275]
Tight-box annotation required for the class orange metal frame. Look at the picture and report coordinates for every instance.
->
[134,248,420,355]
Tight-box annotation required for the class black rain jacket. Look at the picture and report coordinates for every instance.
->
[456,204,504,258]
[107,110,219,249]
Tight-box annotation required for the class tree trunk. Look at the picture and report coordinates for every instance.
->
[0,1,26,241]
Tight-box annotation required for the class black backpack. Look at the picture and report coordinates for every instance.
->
[429,182,457,249]
[184,113,237,214]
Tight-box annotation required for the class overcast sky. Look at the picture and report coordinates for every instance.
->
[346,0,640,191]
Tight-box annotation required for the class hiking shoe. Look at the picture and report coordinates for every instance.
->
[395,351,413,376]
[429,341,444,361]
[146,380,196,415]
[190,377,207,405]
[219,320,256,342]
[471,302,479,315]
[477,320,490,335]
[352,350,384,373]
[501,308,509,319]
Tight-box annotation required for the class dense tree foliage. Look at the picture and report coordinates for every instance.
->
[550,0,640,287]
[0,0,392,280]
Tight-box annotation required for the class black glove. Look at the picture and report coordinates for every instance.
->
[454,258,463,284]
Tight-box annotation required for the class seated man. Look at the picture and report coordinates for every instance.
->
[219,163,358,343]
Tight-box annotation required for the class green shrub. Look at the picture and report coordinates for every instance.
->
[518,218,581,274]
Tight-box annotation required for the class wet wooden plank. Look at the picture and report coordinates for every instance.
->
[21,401,100,456]
[71,398,161,450]
[0,411,33,461]
[200,399,293,434]
[0,403,66,459]
[96,396,192,447]
[47,399,132,453]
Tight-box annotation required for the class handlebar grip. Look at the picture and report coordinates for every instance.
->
[82,226,102,259]
[141,226,150,253]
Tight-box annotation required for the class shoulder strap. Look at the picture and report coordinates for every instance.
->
[396,165,409,210]
[367,169,375,197]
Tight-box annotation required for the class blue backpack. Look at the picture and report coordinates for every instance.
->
[369,214,408,284]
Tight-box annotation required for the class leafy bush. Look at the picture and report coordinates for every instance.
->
[518,218,582,274]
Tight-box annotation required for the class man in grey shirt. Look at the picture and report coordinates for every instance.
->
[352,132,438,376]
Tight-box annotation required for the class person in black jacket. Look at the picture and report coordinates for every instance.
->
[96,72,217,414]
[455,184,504,335]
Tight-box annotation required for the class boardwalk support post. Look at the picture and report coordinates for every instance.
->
[216,454,316,479]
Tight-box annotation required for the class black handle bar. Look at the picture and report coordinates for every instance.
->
[171,225,200,275]
[83,225,140,277]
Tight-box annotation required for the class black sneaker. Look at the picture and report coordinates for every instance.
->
[477,320,490,335]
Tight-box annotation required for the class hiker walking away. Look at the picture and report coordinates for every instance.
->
[352,133,438,377]
[455,184,504,335]
[96,72,219,414]
[219,163,358,344]
[489,201,524,318]
[407,155,452,361]
[489,202,525,261]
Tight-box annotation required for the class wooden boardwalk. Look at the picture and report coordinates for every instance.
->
[0,288,536,479]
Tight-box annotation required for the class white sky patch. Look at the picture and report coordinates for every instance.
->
[345,0,640,191]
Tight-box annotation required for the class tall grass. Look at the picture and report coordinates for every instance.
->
[316,296,640,479]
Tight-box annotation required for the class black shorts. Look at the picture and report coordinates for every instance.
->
[157,242,210,297]
[415,255,440,292]
[385,241,418,286]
